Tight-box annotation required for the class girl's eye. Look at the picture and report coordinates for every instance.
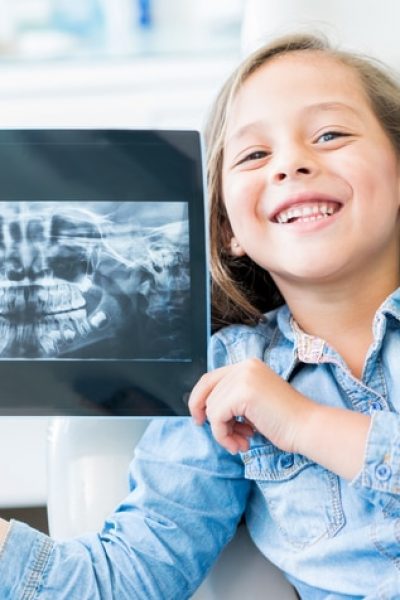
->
[237,150,269,165]
[316,131,350,144]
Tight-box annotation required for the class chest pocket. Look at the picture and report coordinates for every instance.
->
[242,443,345,550]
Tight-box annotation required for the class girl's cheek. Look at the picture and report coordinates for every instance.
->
[224,172,267,228]
[227,173,261,204]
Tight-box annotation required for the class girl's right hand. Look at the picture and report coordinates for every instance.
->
[188,358,315,455]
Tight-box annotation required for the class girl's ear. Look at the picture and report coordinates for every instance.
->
[230,237,246,257]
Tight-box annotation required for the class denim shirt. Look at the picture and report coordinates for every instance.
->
[2,290,400,599]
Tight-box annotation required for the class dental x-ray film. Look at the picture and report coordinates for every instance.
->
[0,129,208,415]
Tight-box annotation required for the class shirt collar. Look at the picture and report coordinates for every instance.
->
[275,304,325,363]
[378,285,400,321]
[275,286,400,362]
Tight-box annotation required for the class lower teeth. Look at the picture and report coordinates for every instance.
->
[290,214,330,223]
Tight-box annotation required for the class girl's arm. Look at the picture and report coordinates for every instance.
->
[294,402,371,480]
[189,358,371,480]
[0,418,249,599]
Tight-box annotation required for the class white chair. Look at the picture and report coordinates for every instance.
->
[47,417,297,599]
[0,418,49,509]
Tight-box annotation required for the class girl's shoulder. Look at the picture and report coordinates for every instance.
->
[209,307,285,369]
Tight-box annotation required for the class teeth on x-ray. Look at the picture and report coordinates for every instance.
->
[0,201,190,359]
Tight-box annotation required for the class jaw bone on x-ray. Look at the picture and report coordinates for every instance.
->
[0,200,190,360]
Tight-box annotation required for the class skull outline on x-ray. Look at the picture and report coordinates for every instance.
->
[0,201,190,359]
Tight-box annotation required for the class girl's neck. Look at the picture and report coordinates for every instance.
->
[275,267,400,380]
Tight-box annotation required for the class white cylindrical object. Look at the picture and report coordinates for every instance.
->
[47,417,150,539]
[100,0,134,54]
[0,1,16,50]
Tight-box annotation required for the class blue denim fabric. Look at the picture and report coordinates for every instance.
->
[2,289,400,599]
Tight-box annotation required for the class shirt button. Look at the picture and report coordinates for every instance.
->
[375,463,392,481]
[280,454,294,469]
[369,401,383,413]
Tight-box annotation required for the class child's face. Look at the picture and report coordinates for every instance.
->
[222,52,400,290]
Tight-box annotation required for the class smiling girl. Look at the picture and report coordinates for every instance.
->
[1,33,400,600]
[189,33,400,465]
[189,34,400,597]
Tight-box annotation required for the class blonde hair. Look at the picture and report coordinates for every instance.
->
[206,33,400,330]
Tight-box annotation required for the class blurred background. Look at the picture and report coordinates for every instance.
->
[0,0,399,131]
[0,0,244,129]
[0,0,399,535]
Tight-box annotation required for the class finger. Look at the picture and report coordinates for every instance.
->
[188,366,232,424]
[210,418,250,454]
[232,420,255,438]
[212,426,250,454]
[242,416,257,431]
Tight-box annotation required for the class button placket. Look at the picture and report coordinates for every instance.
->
[330,359,387,414]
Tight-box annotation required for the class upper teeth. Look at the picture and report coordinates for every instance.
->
[275,202,338,224]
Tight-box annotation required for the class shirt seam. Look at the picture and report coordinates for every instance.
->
[20,537,54,600]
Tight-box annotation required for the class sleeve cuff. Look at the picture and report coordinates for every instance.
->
[351,410,400,496]
[0,518,11,555]
[0,519,54,598]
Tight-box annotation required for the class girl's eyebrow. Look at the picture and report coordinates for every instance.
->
[225,120,266,147]
[305,101,361,117]
[225,101,361,147]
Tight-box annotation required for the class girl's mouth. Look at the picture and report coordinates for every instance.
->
[273,200,342,224]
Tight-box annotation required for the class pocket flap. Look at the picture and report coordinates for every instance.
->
[242,444,312,481]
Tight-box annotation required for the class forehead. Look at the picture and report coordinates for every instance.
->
[226,52,370,129]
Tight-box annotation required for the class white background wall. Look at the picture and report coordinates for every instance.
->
[0,54,236,130]
[241,0,400,71]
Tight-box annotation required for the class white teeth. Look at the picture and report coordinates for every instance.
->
[292,207,302,218]
[57,316,77,342]
[71,286,85,310]
[7,288,16,311]
[0,283,86,315]
[35,309,91,355]
[15,288,25,311]
[71,310,92,336]
[90,310,107,329]
[37,287,49,307]
[0,305,97,357]
[275,201,339,224]
[0,318,11,353]
[36,319,63,354]
[62,328,76,342]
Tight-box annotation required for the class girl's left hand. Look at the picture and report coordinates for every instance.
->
[188,358,315,455]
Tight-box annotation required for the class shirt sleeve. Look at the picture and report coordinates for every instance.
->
[0,334,249,600]
[350,410,400,507]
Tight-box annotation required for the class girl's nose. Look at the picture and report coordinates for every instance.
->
[271,149,319,184]
[273,165,312,183]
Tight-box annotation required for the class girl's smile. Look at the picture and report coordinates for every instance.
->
[270,195,341,224]
[222,52,400,290]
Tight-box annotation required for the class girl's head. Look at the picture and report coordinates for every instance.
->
[207,33,400,329]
